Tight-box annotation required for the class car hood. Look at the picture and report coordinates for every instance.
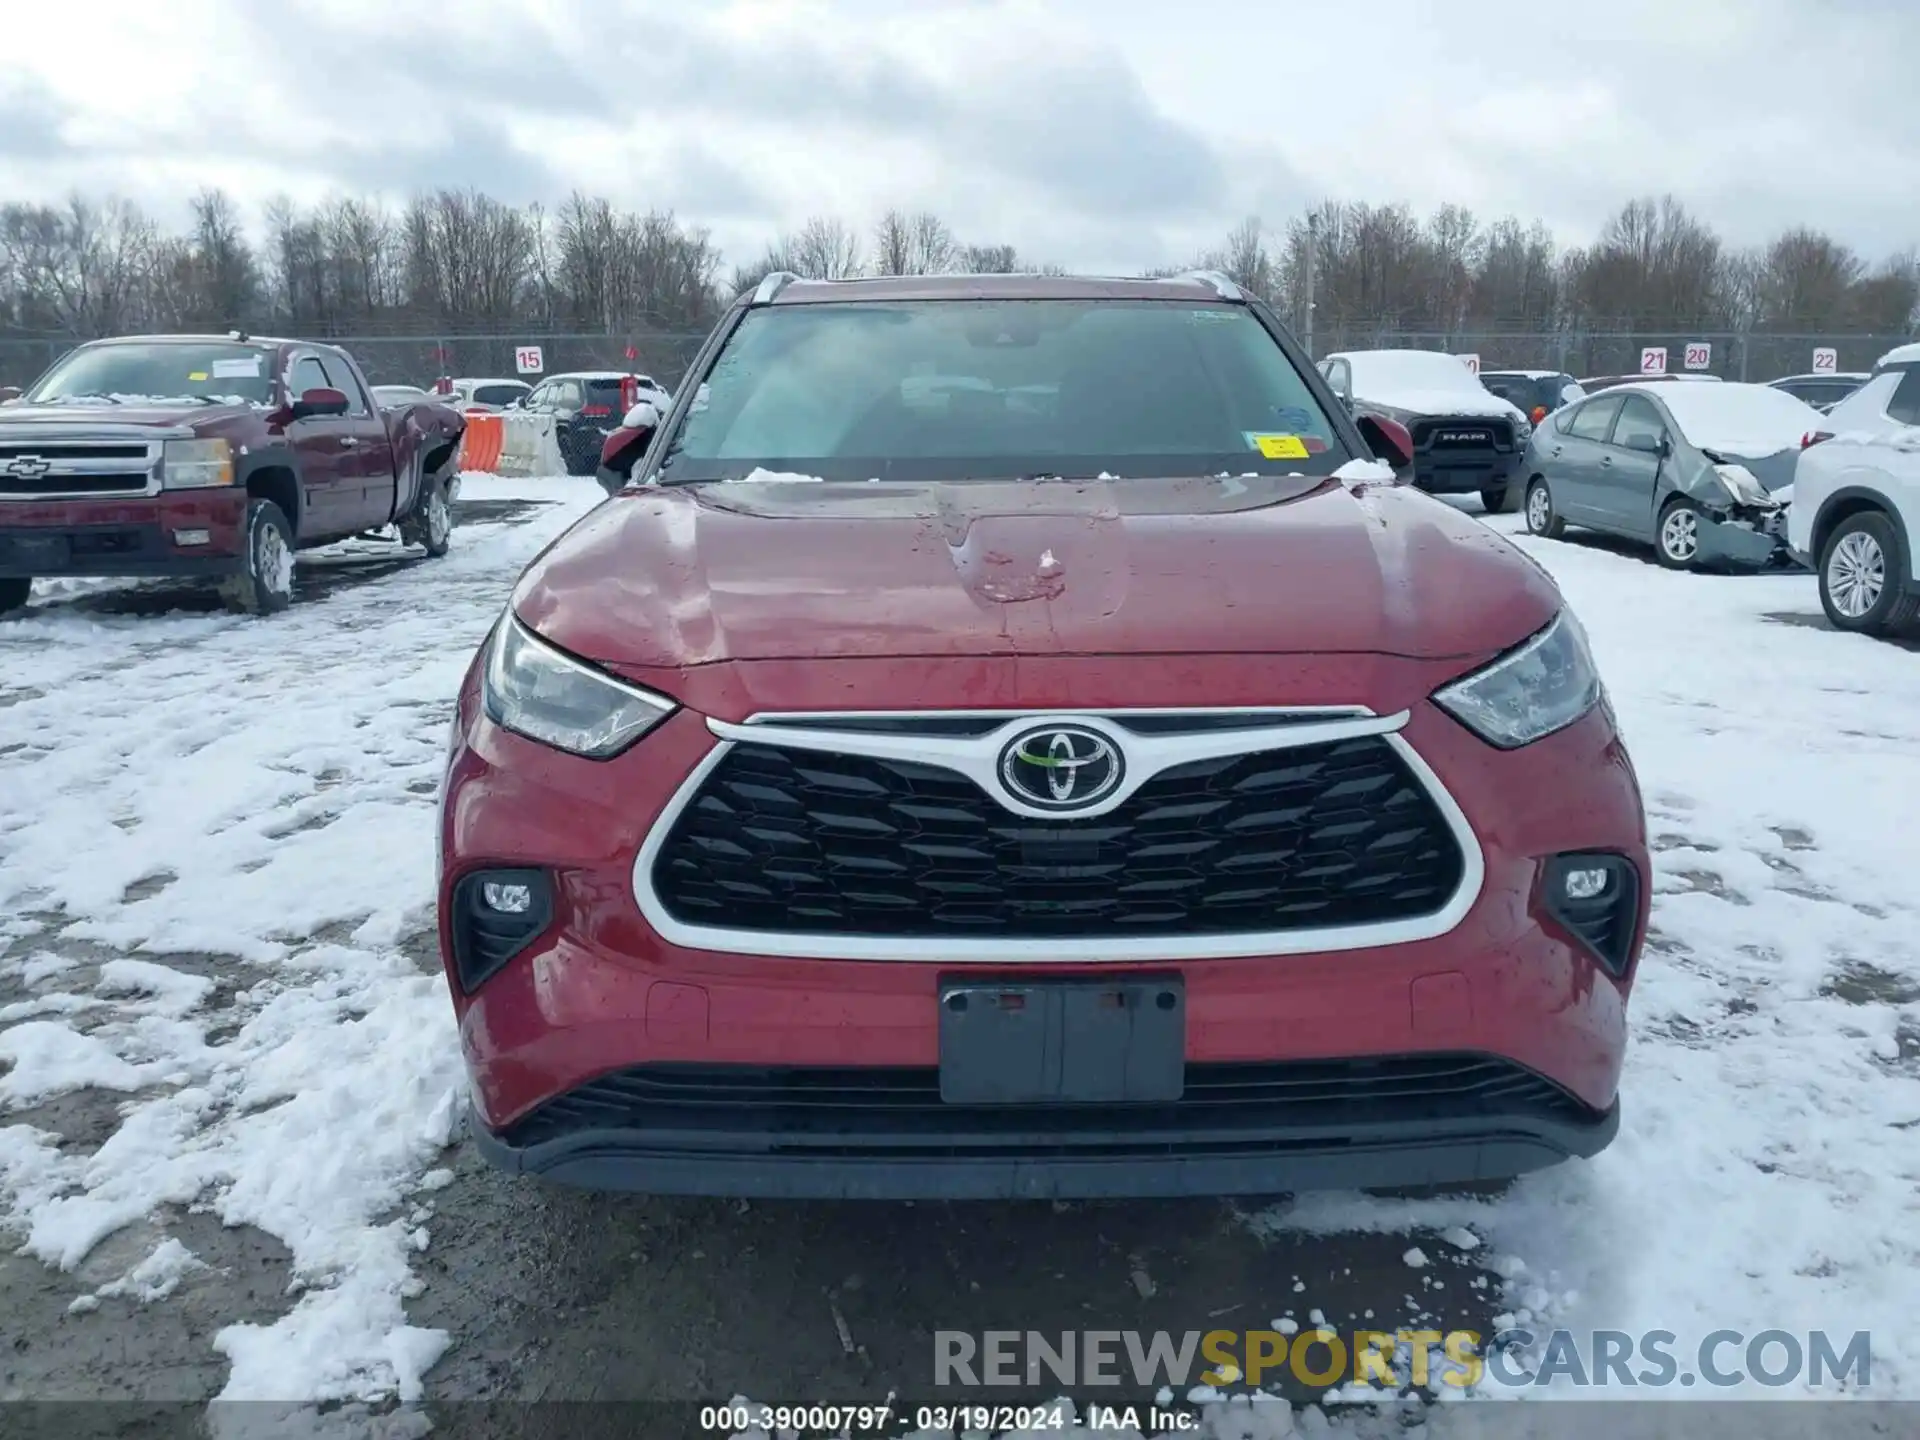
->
[514,475,1561,670]
[1360,390,1525,423]
[0,401,261,434]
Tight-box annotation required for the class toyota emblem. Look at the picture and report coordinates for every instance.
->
[3,455,51,480]
[997,724,1125,812]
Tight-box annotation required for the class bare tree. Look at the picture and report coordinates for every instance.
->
[959,243,1021,274]
[784,216,863,280]
[873,210,957,277]
[1,183,1915,394]
[1753,228,1862,330]
[1198,216,1276,299]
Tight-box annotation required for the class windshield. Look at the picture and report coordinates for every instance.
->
[657,300,1348,483]
[28,341,276,406]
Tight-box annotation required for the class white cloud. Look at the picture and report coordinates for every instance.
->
[0,0,1913,271]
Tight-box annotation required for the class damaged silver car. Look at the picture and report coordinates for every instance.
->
[1519,381,1826,570]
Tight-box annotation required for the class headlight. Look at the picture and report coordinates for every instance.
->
[1514,417,1533,441]
[481,615,676,758]
[1433,610,1602,749]
[161,438,234,489]
[1712,463,1773,506]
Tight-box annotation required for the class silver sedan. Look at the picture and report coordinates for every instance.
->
[1518,381,1826,569]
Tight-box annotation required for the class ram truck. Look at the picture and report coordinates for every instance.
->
[0,334,465,615]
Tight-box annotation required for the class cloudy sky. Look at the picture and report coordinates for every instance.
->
[2,0,1914,274]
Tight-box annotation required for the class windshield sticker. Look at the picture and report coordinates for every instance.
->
[1188,309,1237,323]
[187,371,209,381]
[212,357,264,378]
[1272,405,1317,431]
[1247,433,1310,460]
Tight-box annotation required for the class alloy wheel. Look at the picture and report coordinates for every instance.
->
[258,519,294,597]
[1527,485,1551,532]
[1826,530,1885,618]
[1660,508,1699,563]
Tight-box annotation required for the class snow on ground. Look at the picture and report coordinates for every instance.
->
[0,472,600,1401]
[1254,508,1920,1409]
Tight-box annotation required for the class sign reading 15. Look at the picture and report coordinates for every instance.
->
[514,345,545,375]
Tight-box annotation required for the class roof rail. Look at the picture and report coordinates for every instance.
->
[750,270,802,305]
[1182,269,1244,301]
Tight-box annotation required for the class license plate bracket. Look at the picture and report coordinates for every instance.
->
[937,977,1185,1105]
[1,534,71,567]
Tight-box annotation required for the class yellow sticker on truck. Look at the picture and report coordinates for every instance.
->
[187,371,209,381]
[1250,434,1310,460]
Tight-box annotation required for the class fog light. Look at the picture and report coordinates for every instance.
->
[449,868,553,993]
[1541,853,1640,977]
[1562,867,1611,900]
[173,528,211,546]
[481,880,533,913]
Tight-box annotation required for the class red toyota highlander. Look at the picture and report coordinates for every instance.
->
[439,272,1648,1200]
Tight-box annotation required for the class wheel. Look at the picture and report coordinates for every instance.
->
[218,499,295,615]
[400,476,453,558]
[1524,478,1565,538]
[0,576,29,614]
[1818,510,1920,636]
[1655,497,1702,569]
[1481,483,1523,514]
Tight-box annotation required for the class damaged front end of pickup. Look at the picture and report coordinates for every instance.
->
[1683,451,1798,570]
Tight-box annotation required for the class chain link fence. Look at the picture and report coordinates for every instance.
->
[1307,328,1912,380]
[1,327,1911,394]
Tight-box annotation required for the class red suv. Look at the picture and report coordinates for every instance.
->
[439,272,1649,1200]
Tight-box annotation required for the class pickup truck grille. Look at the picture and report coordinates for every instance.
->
[1410,417,1516,450]
[651,736,1466,939]
[0,438,158,498]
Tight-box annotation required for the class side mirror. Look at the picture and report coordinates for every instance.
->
[289,386,348,420]
[1357,414,1414,472]
[1623,432,1663,454]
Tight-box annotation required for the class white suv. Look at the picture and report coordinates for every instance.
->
[1789,344,1920,635]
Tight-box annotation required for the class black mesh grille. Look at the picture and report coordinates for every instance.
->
[651,736,1465,938]
[506,1055,1589,1154]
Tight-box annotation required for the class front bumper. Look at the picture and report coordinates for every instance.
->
[471,1057,1619,1199]
[1413,449,1523,496]
[441,669,1648,1199]
[1695,506,1794,570]
[0,492,247,579]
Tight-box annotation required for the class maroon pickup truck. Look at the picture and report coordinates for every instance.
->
[0,334,465,615]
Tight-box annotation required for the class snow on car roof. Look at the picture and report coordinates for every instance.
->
[453,376,529,387]
[1875,342,1920,369]
[1772,373,1870,383]
[1328,349,1522,419]
[1614,380,1826,458]
[1482,369,1568,379]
